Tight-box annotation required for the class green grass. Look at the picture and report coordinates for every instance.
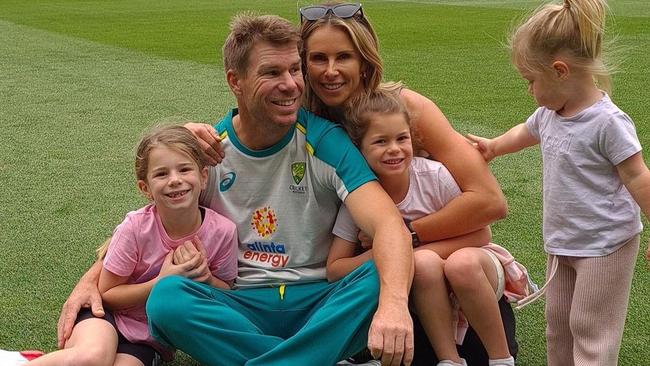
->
[1,1,648,365]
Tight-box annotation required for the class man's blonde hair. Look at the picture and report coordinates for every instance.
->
[223,13,300,76]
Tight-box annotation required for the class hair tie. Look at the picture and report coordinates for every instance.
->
[563,1,570,9]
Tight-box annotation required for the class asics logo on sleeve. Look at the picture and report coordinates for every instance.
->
[219,172,236,192]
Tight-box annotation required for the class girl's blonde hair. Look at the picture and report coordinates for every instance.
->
[96,124,206,259]
[344,89,415,148]
[510,0,612,92]
[300,2,403,120]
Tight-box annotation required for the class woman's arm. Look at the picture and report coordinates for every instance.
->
[400,89,507,242]
[326,236,373,282]
[415,226,492,259]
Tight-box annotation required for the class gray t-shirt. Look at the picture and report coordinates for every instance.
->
[525,93,642,257]
[201,108,375,288]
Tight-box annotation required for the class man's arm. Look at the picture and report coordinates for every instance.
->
[345,181,414,366]
[56,260,104,349]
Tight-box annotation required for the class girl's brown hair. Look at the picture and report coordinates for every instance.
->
[344,89,416,148]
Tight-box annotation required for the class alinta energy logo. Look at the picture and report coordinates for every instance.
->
[290,161,307,194]
[244,206,289,268]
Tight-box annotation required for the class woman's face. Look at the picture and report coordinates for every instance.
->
[304,25,364,108]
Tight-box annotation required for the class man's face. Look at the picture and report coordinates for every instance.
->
[234,41,304,129]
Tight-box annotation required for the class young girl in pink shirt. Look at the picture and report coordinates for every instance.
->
[19,125,238,366]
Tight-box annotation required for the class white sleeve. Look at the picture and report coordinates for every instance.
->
[331,204,359,243]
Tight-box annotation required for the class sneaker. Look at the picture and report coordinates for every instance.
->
[437,359,468,366]
[488,356,516,366]
[336,360,381,365]
[0,350,44,365]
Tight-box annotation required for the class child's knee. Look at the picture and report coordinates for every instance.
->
[65,345,115,366]
[413,250,445,286]
[444,250,483,286]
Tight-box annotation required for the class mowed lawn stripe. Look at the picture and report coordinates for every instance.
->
[0,0,648,364]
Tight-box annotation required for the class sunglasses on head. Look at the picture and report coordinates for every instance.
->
[299,3,363,22]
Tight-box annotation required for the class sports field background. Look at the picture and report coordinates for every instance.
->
[0,1,648,365]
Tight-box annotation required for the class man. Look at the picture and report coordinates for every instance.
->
[57,14,414,366]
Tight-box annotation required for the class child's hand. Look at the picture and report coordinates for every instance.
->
[159,250,207,280]
[170,238,213,283]
[358,231,373,249]
[466,133,497,162]
[645,239,650,264]
[188,237,213,283]
[173,240,199,265]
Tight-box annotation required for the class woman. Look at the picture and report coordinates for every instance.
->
[297,3,516,366]
[298,2,506,244]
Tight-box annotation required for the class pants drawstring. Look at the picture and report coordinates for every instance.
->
[515,254,558,310]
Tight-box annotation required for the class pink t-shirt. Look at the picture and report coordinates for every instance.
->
[103,204,238,359]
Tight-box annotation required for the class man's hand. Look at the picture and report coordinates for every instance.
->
[56,265,104,349]
[184,122,224,166]
[367,303,414,366]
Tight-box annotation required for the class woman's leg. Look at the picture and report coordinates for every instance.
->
[28,317,118,366]
[411,249,463,364]
[444,247,510,360]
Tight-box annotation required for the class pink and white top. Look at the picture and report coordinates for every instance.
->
[103,204,238,359]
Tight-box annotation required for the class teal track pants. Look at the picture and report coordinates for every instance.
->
[146,261,379,366]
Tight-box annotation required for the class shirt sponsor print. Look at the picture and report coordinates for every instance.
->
[244,206,289,268]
